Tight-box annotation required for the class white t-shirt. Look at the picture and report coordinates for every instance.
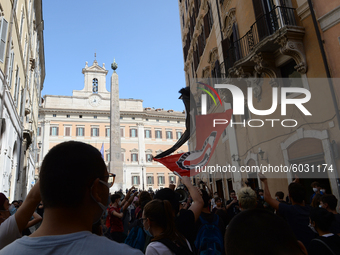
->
[0,215,21,249]
[145,240,192,255]
[0,231,143,255]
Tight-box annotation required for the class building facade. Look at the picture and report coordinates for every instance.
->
[0,0,45,200]
[38,59,187,192]
[178,0,340,204]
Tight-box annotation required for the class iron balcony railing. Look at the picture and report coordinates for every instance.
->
[221,5,297,77]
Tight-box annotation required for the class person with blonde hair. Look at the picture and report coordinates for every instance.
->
[238,187,257,211]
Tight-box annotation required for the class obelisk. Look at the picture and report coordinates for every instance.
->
[109,59,123,191]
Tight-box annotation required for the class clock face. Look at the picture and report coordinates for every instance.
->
[89,95,101,107]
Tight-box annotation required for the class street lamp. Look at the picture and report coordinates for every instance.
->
[141,159,145,191]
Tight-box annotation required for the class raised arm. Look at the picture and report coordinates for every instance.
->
[25,212,42,228]
[258,173,280,211]
[15,181,41,233]
[182,176,204,222]
[122,192,138,212]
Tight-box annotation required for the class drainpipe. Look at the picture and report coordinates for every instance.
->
[307,0,340,130]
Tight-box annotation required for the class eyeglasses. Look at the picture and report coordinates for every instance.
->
[100,173,116,188]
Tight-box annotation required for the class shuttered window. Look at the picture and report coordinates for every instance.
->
[166,131,173,139]
[131,153,138,162]
[145,130,152,138]
[147,176,154,185]
[169,176,176,184]
[130,129,138,138]
[65,127,71,136]
[91,127,99,137]
[7,51,14,87]
[176,131,183,139]
[132,176,140,185]
[155,130,162,139]
[146,154,153,162]
[76,127,85,136]
[37,127,41,136]
[105,128,110,137]
[0,17,8,62]
[120,128,124,137]
[106,153,110,162]
[158,176,165,185]
[50,127,59,136]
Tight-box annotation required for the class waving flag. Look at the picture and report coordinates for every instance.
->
[100,143,104,159]
[154,109,232,176]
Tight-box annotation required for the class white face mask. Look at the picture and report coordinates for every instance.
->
[313,188,318,192]
[320,189,325,193]
[319,204,323,208]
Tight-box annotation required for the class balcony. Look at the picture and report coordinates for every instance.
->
[220,5,306,78]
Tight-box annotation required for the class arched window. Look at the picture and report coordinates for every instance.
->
[92,78,98,93]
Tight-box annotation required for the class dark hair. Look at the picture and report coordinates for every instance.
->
[144,199,186,247]
[40,141,107,209]
[225,209,304,255]
[275,191,284,200]
[139,191,152,206]
[11,200,19,204]
[310,207,334,232]
[201,189,210,208]
[111,194,121,203]
[311,193,323,208]
[311,182,320,188]
[288,183,306,204]
[258,189,264,194]
[321,194,338,211]
[215,197,222,203]
[154,188,181,215]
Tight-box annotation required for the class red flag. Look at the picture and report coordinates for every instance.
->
[154,109,232,176]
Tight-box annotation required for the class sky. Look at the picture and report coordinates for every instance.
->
[42,1,185,112]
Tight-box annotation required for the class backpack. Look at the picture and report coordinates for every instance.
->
[124,218,146,252]
[195,214,224,255]
[157,238,194,255]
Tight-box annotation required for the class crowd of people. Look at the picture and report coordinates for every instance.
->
[0,141,339,254]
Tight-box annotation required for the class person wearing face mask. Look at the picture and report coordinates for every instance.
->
[310,182,323,204]
[143,199,193,255]
[210,192,218,210]
[308,207,340,255]
[0,141,143,255]
[108,194,126,243]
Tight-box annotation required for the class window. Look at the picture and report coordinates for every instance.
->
[131,153,138,162]
[132,117,135,120]
[145,130,152,138]
[166,131,173,139]
[105,128,110,137]
[158,176,165,185]
[167,120,170,123]
[66,115,70,118]
[92,78,98,93]
[120,128,124,137]
[147,176,154,185]
[176,131,183,139]
[130,128,138,138]
[79,115,82,118]
[13,67,20,106]
[0,16,9,62]
[121,153,125,162]
[155,130,162,139]
[280,60,303,88]
[76,127,85,136]
[169,176,176,184]
[37,127,41,136]
[146,154,153,162]
[94,116,97,119]
[132,176,140,185]
[91,127,99,137]
[50,126,59,136]
[177,121,180,123]
[6,50,14,87]
[120,116,123,119]
[53,114,56,117]
[64,127,71,136]
[146,118,149,121]
[106,153,110,162]
[156,119,159,122]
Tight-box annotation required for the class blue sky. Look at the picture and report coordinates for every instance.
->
[42,1,185,111]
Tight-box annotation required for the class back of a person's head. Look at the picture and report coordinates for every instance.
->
[311,193,323,208]
[275,191,284,200]
[154,188,180,215]
[310,207,335,232]
[238,187,257,210]
[288,183,306,204]
[111,194,121,203]
[139,191,152,205]
[321,194,338,211]
[225,209,306,255]
[201,189,210,208]
[40,141,106,209]
[144,199,182,242]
